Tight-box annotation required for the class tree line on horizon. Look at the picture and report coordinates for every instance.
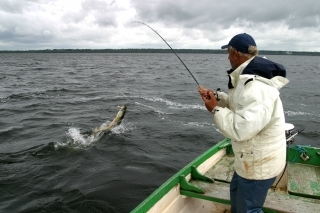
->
[0,48,319,56]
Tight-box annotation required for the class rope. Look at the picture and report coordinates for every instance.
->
[290,145,310,163]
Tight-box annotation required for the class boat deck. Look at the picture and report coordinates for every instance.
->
[180,153,320,213]
[287,162,320,198]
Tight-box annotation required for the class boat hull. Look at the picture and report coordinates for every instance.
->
[131,138,320,213]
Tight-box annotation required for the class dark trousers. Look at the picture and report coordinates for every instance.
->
[230,172,276,213]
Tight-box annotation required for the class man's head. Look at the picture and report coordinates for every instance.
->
[221,33,258,69]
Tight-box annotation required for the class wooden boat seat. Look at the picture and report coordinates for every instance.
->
[287,162,320,199]
[206,154,234,183]
[181,179,320,213]
[207,154,320,198]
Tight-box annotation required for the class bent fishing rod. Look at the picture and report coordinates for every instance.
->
[133,21,200,86]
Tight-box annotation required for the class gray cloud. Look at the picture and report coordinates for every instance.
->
[62,0,119,27]
[0,0,319,51]
[0,0,29,14]
[131,0,320,50]
[133,0,320,30]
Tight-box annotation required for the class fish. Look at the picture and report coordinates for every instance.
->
[90,105,127,137]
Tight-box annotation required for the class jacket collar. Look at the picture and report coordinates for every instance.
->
[227,57,255,89]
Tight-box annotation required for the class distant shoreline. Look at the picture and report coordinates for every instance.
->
[1,49,319,56]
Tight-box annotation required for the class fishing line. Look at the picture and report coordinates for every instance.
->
[133,21,200,86]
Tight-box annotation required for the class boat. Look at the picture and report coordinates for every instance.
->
[131,124,320,213]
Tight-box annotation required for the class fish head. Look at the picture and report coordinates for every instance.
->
[116,105,127,123]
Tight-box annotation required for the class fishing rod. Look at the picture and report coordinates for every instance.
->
[133,21,200,86]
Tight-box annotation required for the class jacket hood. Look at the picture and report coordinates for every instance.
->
[253,75,289,90]
[227,56,288,89]
[242,56,286,79]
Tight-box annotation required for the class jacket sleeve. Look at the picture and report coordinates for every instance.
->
[213,82,278,142]
[217,91,229,108]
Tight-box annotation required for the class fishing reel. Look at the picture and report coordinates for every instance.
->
[285,123,309,161]
[203,88,221,101]
[285,123,295,145]
[285,123,304,145]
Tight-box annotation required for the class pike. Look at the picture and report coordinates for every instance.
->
[91,106,127,137]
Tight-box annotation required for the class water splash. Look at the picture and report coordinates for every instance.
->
[54,128,99,150]
[54,121,134,150]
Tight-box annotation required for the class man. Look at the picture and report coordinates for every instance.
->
[199,33,289,213]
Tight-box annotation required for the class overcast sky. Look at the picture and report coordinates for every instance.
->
[1,0,320,51]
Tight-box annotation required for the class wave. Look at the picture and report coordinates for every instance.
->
[179,121,215,128]
[0,91,47,101]
[0,87,99,104]
[114,94,205,115]
[285,110,313,116]
[141,96,204,110]
[0,88,70,102]
[0,143,55,163]
[135,102,172,115]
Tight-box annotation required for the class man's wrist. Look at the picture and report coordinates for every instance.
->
[211,106,219,115]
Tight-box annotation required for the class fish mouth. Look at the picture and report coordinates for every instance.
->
[118,105,127,111]
[117,106,127,120]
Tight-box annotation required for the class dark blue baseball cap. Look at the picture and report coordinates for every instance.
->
[221,33,256,53]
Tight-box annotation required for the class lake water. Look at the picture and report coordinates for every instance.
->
[1,53,319,213]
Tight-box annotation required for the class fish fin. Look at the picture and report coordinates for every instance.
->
[92,127,101,137]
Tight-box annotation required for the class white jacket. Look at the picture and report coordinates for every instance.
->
[214,57,289,180]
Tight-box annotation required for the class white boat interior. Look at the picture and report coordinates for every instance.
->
[147,146,320,213]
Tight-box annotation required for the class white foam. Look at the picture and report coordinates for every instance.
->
[54,128,98,149]
[55,121,134,150]
[285,111,312,116]
[141,96,204,110]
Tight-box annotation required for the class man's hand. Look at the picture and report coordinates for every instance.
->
[198,85,218,112]
[198,85,210,98]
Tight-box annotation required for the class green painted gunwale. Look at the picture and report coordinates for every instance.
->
[287,145,320,166]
